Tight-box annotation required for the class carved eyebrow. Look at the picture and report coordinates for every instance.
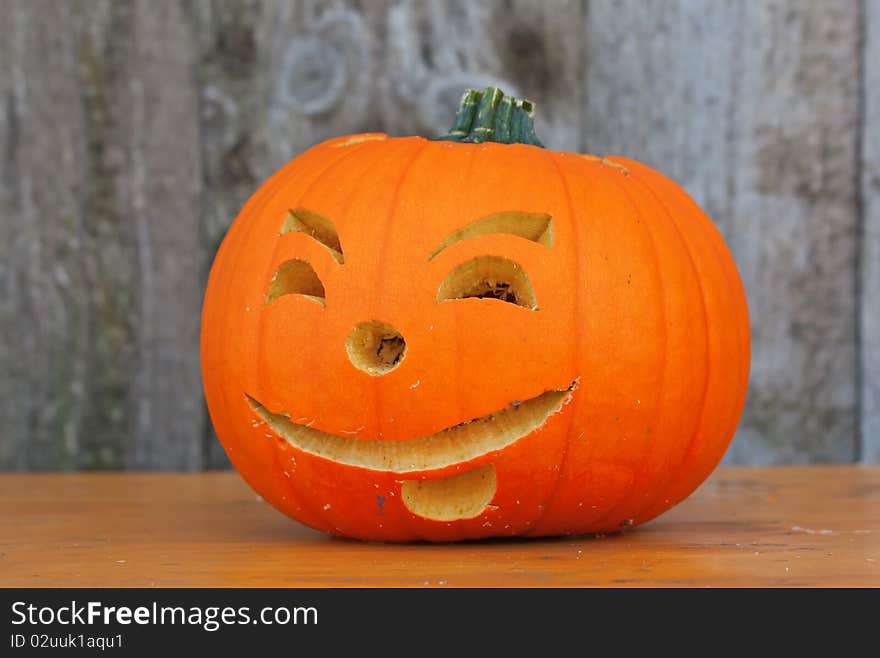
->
[428,211,553,261]
[280,208,344,264]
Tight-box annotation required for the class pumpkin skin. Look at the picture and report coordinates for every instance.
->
[201,126,750,542]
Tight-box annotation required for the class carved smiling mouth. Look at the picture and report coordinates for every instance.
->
[246,382,575,521]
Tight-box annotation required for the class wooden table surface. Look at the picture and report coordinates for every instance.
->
[1,467,877,587]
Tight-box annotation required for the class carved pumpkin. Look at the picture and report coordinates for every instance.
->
[201,88,750,541]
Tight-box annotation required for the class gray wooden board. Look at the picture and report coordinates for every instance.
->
[0,0,872,468]
[0,1,204,470]
[863,0,880,462]
[0,1,137,470]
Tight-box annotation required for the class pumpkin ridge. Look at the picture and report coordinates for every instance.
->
[635,166,749,402]
[631,163,750,518]
[585,163,671,532]
[327,136,413,268]
[526,149,583,536]
[654,166,751,399]
[616,164,714,526]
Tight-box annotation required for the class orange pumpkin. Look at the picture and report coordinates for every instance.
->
[201,88,750,541]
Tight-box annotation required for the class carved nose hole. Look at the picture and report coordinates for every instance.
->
[346,321,407,376]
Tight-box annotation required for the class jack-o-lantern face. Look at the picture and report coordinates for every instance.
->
[246,206,576,523]
[201,90,750,542]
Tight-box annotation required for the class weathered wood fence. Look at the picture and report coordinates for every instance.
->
[0,0,877,469]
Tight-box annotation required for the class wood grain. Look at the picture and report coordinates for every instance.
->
[862,0,880,462]
[583,0,862,464]
[121,1,204,470]
[0,468,876,587]
[0,1,136,470]
[0,1,874,468]
[0,1,203,470]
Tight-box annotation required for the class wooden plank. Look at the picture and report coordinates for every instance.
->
[119,1,204,469]
[0,468,877,586]
[195,0,266,265]
[583,1,861,463]
[0,1,205,470]
[862,0,880,462]
[1,1,868,470]
[0,1,136,470]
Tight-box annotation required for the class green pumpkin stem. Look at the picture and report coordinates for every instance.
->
[434,87,545,147]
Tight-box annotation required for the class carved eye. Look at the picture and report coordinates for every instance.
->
[436,256,537,310]
[266,259,325,307]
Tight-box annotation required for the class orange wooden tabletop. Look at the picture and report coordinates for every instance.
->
[0,467,877,587]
